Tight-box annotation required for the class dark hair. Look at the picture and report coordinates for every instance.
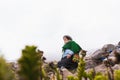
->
[118,41,120,45]
[63,35,72,40]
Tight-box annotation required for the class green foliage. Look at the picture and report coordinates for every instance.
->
[67,76,78,80]
[0,56,15,80]
[94,74,108,80]
[87,69,95,80]
[17,46,45,80]
[114,70,120,80]
[67,50,88,80]
[77,57,86,80]
[55,68,61,80]
[49,62,61,80]
[77,50,87,80]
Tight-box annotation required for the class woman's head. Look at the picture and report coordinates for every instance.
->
[63,35,72,43]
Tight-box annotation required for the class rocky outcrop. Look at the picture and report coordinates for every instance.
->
[85,43,120,69]
[61,42,120,79]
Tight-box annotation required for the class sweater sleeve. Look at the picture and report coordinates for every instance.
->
[65,49,74,55]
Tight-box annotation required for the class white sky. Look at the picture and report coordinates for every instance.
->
[0,0,120,61]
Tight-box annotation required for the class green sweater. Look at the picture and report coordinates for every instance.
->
[62,41,82,54]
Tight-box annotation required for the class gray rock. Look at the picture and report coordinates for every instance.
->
[85,57,98,69]
[102,44,115,52]
[112,64,120,70]
[91,49,105,60]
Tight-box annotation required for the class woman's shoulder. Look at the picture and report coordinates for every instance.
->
[70,41,77,44]
[71,41,81,47]
[65,41,78,45]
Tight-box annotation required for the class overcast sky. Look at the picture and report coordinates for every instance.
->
[0,0,120,61]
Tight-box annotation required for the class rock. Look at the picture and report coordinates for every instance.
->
[85,57,98,69]
[85,42,120,74]
[91,49,105,60]
[112,64,120,70]
[94,64,107,73]
[109,48,120,64]
[87,43,120,68]
[61,68,76,80]
[85,64,107,74]
[102,44,115,52]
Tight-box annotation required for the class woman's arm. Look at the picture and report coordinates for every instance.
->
[65,49,74,58]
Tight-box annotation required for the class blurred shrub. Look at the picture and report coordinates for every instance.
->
[0,56,16,80]
[17,46,45,80]
[114,70,120,80]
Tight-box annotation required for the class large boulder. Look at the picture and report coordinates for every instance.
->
[102,44,115,52]
[91,49,105,60]
[85,57,98,69]
[112,64,120,70]
[85,43,120,71]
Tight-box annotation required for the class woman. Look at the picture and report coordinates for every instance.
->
[58,35,82,70]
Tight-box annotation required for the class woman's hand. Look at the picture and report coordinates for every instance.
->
[67,54,72,58]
